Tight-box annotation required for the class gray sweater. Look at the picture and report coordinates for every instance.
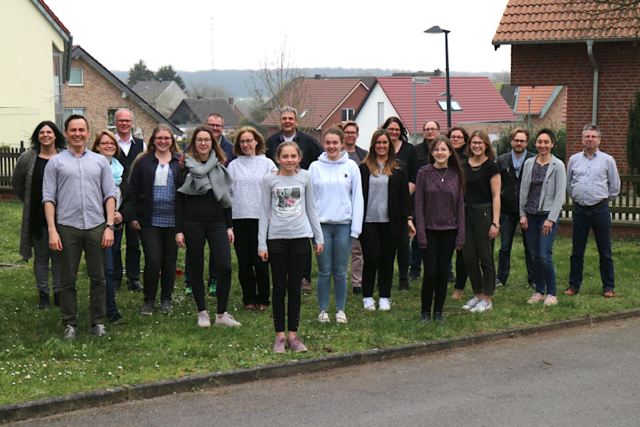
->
[258,170,324,251]
[227,154,277,219]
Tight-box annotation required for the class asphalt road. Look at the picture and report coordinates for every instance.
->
[13,317,640,426]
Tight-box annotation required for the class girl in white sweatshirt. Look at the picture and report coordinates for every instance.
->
[309,127,364,324]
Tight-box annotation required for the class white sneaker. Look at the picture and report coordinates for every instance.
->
[470,299,493,313]
[318,311,330,322]
[363,297,376,310]
[198,310,211,328]
[379,298,391,311]
[336,310,348,324]
[215,312,242,327]
[462,296,481,310]
[544,295,558,306]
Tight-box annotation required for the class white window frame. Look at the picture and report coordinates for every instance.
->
[437,100,463,111]
[68,68,84,86]
[342,108,355,122]
[63,108,86,124]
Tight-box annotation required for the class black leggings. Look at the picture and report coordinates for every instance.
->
[360,222,399,299]
[234,219,270,307]
[183,220,232,314]
[422,229,456,314]
[268,238,309,333]
[396,221,410,286]
[139,226,177,303]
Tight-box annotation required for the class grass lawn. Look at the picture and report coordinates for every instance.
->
[1,201,639,404]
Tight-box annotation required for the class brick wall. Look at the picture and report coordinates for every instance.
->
[64,58,165,142]
[511,42,640,167]
[528,86,567,129]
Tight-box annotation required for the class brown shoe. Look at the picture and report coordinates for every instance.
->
[245,304,256,311]
[257,304,269,311]
[604,290,615,298]
[564,288,579,296]
[301,278,312,294]
[451,289,463,300]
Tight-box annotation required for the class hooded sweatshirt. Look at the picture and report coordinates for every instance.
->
[309,151,364,238]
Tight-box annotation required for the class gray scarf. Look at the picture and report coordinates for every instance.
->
[177,154,234,208]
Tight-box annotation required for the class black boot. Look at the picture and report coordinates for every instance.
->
[38,292,50,310]
[128,278,143,291]
[53,291,60,307]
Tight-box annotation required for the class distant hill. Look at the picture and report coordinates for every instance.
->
[112,68,498,98]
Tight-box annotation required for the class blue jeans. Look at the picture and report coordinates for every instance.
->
[105,228,123,317]
[569,203,614,290]
[497,211,534,285]
[526,214,558,296]
[316,223,353,312]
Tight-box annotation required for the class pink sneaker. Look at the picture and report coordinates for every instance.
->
[527,293,545,304]
[544,295,558,306]
[287,336,308,352]
[273,337,286,353]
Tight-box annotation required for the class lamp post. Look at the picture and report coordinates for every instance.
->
[526,96,532,134]
[425,26,451,129]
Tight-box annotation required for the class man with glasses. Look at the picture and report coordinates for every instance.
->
[266,106,324,293]
[206,113,235,166]
[113,109,144,292]
[410,121,440,281]
[565,123,620,298]
[496,128,535,287]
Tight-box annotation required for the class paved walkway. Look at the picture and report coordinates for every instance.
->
[14,317,640,426]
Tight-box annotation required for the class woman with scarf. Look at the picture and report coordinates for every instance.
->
[175,125,240,328]
[91,130,129,325]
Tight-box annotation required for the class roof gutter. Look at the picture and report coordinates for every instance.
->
[586,39,599,124]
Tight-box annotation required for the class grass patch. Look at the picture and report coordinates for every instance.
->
[0,201,639,404]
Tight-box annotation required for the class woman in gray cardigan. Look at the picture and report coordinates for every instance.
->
[519,128,566,306]
[11,121,65,309]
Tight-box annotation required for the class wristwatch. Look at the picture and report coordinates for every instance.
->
[105,223,116,231]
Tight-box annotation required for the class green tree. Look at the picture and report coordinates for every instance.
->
[127,60,154,87]
[155,65,186,90]
[627,90,640,170]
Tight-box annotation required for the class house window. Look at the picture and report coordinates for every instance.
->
[437,100,463,111]
[53,48,63,128]
[108,108,132,132]
[342,108,354,122]
[63,108,86,123]
[69,68,83,86]
[377,102,384,127]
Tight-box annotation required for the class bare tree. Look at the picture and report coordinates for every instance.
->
[492,69,511,85]
[246,37,313,130]
[564,0,640,38]
[187,81,233,99]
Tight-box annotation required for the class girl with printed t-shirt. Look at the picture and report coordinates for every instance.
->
[258,142,324,354]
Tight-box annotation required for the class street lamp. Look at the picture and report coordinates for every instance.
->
[526,96,532,134]
[425,26,451,129]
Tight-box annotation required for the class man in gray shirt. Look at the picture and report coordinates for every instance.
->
[43,115,116,340]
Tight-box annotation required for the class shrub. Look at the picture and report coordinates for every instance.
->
[496,122,566,162]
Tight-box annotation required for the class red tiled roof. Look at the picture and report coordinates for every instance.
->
[515,86,557,114]
[263,79,367,128]
[376,77,516,133]
[493,0,640,44]
[38,0,70,35]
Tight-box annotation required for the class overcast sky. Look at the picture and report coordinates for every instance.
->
[45,0,511,74]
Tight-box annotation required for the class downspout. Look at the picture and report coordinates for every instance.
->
[586,39,598,124]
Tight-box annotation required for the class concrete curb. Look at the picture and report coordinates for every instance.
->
[2,307,640,423]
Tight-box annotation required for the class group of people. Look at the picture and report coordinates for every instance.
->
[12,105,620,353]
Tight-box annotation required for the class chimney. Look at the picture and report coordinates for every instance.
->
[433,69,442,77]
[229,97,234,105]
[315,74,321,80]
[197,96,203,100]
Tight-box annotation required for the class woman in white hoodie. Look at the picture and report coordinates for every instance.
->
[309,126,364,323]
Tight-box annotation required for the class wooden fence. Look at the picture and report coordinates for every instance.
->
[0,147,25,188]
[560,168,640,221]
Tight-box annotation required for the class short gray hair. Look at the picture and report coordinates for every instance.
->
[582,123,601,138]
[280,106,298,119]
[115,108,133,120]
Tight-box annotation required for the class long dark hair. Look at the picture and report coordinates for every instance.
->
[381,116,408,144]
[429,135,465,195]
[363,129,400,177]
[186,125,226,164]
[30,121,66,151]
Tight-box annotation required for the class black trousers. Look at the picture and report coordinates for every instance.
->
[303,240,312,283]
[234,219,270,307]
[113,224,141,281]
[268,238,309,333]
[453,249,468,291]
[183,220,232,314]
[396,221,410,286]
[422,229,456,314]
[139,225,177,303]
[462,203,496,296]
[360,222,399,299]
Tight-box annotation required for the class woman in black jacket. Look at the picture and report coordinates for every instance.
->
[358,129,415,311]
[129,124,181,315]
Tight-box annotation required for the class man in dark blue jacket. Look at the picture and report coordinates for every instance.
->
[206,113,236,166]
[496,128,535,287]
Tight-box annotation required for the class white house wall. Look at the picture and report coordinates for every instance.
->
[355,84,398,150]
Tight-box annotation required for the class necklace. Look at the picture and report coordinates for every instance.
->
[435,167,449,182]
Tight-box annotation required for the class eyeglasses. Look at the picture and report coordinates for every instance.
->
[239,139,255,145]
[155,137,172,142]
[387,128,401,133]
[584,135,600,140]
[344,131,358,136]
[195,138,212,144]
[471,141,485,146]
[449,135,464,140]
[424,128,439,132]
[512,139,528,144]
[100,142,116,147]
[208,123,223,129]
[115,120,132,123]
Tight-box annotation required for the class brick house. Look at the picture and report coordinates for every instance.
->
[262,77,371,144]
[132,80,187,118]
[169,98,240,136]
[501,85,567,129]
[493,0,640,166]
[63,45,181,142]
